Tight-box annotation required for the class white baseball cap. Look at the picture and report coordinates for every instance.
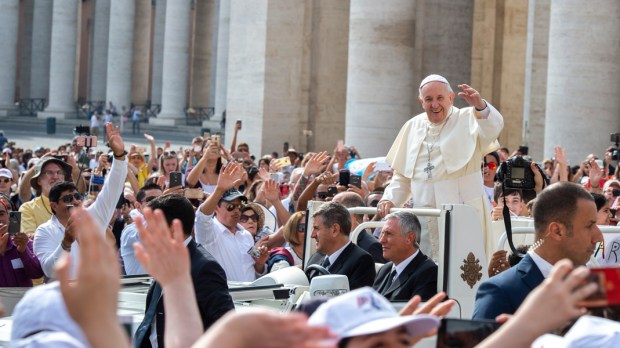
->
[11,282,89,346]
[419,74,450,89]
[308,287,440,339]
[532,315,620,348]
[0,168,12,179]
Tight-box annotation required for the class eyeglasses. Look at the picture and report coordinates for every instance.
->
[60,193,83,204]
[240,214,258,223]
[482,162,498,170]
[0,178,10,183]
[297,222,306,233]
[225,202,245,212]
[43,170,65,178]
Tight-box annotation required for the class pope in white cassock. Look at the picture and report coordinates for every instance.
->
[377,75,504,260]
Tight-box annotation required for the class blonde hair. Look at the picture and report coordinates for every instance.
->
[283,211,306,247]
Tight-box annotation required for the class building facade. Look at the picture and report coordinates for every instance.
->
[1,0,618,163]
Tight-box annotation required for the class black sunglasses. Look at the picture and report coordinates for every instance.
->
[60,193,84,204]
[240,214,258,223]
[226,202,245,212]
[297,222,306,233]
[317,192,329,200]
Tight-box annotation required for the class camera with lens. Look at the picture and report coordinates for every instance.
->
[497,156,539,190]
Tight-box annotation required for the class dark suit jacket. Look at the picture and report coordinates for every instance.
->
[308,242,376,290]
[472,253,544,320]
[135,240,234,348]
[373,250,437,301]
[357,229,387,264]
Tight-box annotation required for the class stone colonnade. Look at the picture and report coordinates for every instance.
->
[2,0,619,161]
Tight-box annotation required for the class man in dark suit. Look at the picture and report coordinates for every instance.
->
[333,192,387,263]
[307,201,375,290]
[134,194,234,348]
[373,211,437,301]
[473,182,603,319]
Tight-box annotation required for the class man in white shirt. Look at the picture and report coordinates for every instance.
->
[120,182,163,275]
[33,123,127,279]
[473,182,603,319]
[194,163,269,281]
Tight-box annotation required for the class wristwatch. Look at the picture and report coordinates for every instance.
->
[114,150,128,159]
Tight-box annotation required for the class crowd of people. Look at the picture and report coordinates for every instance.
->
[0,74,619,347]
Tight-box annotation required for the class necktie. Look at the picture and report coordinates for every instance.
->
[134,283,162,348]
[322,257,331,269]
[384,269,398,292]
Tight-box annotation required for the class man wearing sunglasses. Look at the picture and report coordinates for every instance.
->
[195,163,269,281]
[33,123,128,279]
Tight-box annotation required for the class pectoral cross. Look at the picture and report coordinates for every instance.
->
[424,162,434,181]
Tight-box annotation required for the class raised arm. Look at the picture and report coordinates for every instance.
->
[229,121,241,154]
[144,133,158,173]
[18,164,36,204]
[186,142,211,188]
[198,163,244,216]
[263,179,290,227]
[56,209,130,348]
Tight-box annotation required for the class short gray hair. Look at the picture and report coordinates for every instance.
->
[385,211,421,246]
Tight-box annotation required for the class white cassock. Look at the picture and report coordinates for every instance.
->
[383,102,504,259]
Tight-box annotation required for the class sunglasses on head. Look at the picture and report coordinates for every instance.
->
[240,214,258,223]
[60,193,83,204]
[482,162,498,170]
[225,202,245,212]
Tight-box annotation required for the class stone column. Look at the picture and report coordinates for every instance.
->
[544,0,620,164]
[106,0,135,110]
[38,0,80,119]
[344,0,417,157]
[226,0,309,155]
[19,0,35,101]
[131,0,152,105]
[191,0,217,110]
[212,0,231,126]
[150,0,167,107]
[151,0,191,125]
[89,0,110,102]
[0,0,20,116]
[29,0,53,100]
[412,0,474,110]
[304,0,350,153]
[226,0,269,150]
[521,0,550,161]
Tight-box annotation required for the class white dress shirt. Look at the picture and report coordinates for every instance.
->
[120,217,146,275]
[33,158,128,279]
[194,210,257,281]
